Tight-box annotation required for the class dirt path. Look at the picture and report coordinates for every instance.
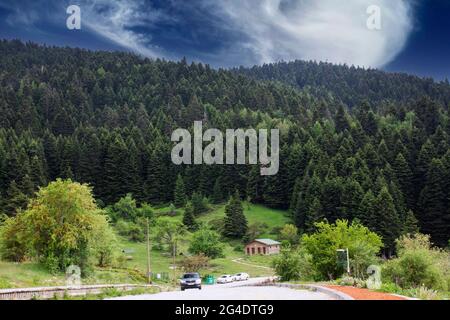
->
[325,285,407,300]
[231,258,273,270]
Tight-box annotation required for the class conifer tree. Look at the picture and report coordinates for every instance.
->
[358,190,377,230]
[223,191,248,239]
[418,159,447,246]
[212,177,224,204]
[393,153,414,209]
[403,210,419,234]
[182,202,197,231]
[374,186,401,256]
[174,174,187,208]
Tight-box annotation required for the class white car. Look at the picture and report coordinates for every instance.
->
[233,273,250,281]
[217,275,234,284]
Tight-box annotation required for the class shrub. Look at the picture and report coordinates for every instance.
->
[180,254,210,272]
[272,247,314,282]
[382,234,449,291]
[408,286,440,300]
[301,220,383,280]
[106,194,154,223]
[278,224,299,245]
[234,244,244,253]
[0,179,116,275]
[272,248,302,281]
[115,220,145,242]
[336,276,367,288]
[189,228,224,259]
[245,222,268,242]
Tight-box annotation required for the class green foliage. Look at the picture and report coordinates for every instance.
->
[301,220,383,280]
[245,222,269,243]
[182,202,197,231]
[191,192,208,215]
[382,234,450,291]
[174,175,187,208]
[179,254,210,273]
[115,220,145,242]
[0,40,450,252]
[223,191,248,239]
[0,179,117,275]
[106,194,154,223]
[154,217,187,257]
[278,224,299,245]
[272,246,314,282]
[189,228,224,259]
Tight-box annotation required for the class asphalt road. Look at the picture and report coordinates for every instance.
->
[108,278,334,300]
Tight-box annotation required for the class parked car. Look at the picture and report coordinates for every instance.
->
[233,273,250,281]
[217,275,234,284]
[180,273,202,291]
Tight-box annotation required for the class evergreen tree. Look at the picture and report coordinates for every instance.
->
[403,210,420,234]
[223,191,248,239]
[4,180,28,215]
[174,174,187,208]
[374,186,401,256]
[212,177,224,204]
[358,190,377,230]
[393,153,414,209]
[418,159,447,246]
[191,191,207,215]
[182,202,197,231]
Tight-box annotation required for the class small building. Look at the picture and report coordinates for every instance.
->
[245,239,281,256]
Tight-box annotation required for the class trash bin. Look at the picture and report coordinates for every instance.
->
[204,275,215,285]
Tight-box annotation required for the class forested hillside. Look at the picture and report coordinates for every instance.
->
[0,40,449,251]
[236,60,450,107]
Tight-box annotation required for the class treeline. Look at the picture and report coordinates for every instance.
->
[236,60,450,107]
[0,40,449,251]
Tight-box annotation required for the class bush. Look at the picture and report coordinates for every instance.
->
[180,254,210,272]
[272,247,314,282]
[301,220,383,280]
[106,194,154,223]
[244,222,268,242]
[278,224,299,245]
[189,228,224,259]
[234,244,244,253]
[115,220,145,242]
[0,179,117,275]
[382,234,449,292]
[336,276,366,288]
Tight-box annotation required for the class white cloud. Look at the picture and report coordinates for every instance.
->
[2,0,414,68]
[80,0,173,58]
[204,0,415,68]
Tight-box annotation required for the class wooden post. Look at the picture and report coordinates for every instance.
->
[146,217,152,284]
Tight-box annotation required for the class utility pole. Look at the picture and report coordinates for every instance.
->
[146,217,152,284]
[172,242,176,285]
[345,248,350,275]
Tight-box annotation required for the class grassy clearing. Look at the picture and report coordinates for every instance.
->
[198,203,291,239]
[0,203,289,288]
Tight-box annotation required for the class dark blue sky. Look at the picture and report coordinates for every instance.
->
[0,0,448,80]
[385,0,450,80]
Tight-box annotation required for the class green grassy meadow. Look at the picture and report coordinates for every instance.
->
[0,203,290,289]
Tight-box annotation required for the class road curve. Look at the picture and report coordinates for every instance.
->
[108,278,334,300]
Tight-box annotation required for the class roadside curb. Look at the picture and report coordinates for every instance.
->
[237,280,354,300]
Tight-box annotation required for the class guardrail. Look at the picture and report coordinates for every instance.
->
[0,284,163,300]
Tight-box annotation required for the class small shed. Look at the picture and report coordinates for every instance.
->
[245,239,281,256]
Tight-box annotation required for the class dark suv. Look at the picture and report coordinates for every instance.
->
[180,273,202,291]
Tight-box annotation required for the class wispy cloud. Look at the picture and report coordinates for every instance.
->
[0,0,415,68]
[204,0,415,68]
[80,0,172,58]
